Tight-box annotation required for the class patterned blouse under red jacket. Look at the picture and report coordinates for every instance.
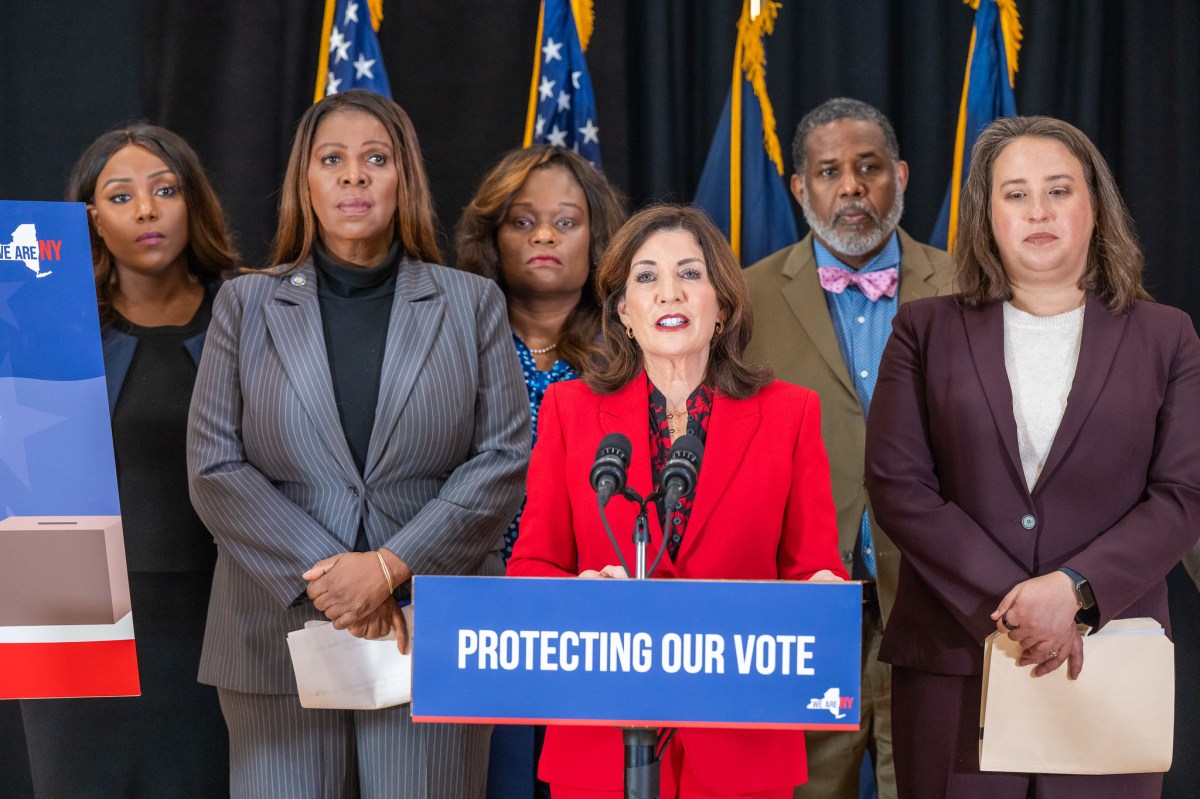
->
[647,382,712,560]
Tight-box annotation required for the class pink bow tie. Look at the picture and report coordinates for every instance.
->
[817,266,899,302]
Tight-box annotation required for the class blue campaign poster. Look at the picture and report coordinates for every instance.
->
[0,200,137,699]
[0,201,119,517]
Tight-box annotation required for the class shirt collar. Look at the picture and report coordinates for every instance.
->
[813,231,901,274]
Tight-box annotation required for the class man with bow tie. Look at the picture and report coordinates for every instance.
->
[744,97,953,799]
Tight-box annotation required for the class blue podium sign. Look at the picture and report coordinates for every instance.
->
[412,577,861,730]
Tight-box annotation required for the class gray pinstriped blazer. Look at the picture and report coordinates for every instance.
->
[187,256,530,694]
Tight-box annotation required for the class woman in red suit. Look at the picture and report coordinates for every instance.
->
[507,204,847,798]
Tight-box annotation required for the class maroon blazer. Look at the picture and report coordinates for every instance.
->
[865,292,1200,676]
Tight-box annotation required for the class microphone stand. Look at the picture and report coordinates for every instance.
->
[604,486,662,799]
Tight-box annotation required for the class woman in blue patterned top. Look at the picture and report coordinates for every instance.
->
[455,144,625,799]
[457,144,626,560]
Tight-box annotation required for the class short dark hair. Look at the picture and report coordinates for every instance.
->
[954,115,1150,312]
[454,145,626,372]
[792,97,900,175]
[67,123,238,329]
[587,204,773,399]
[271,90,441,270]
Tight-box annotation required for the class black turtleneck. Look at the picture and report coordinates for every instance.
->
[313,239,400,491]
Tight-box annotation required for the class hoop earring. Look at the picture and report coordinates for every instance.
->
[714,321,724,335]
[625,325,635,339]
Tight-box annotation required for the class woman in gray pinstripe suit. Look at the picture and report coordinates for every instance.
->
[187,90,530,799]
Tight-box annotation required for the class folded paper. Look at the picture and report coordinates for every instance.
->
[287,603,413,710]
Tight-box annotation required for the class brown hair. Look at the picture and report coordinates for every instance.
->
[454,145,626,372]
[955,115,1150,312]
[270,90,441,270]
[587,204,773,399]
[67,123,238,329]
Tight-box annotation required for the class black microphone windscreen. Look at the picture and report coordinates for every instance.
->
[668,433,703,468]
[596,432,633,463]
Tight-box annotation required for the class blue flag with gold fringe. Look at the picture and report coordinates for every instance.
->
[929,0,1022,250]
[524,0,602,167]
[694,0,797,266]
[315,0,392,100]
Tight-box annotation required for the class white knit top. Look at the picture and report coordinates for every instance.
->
[1003,302,1086,491]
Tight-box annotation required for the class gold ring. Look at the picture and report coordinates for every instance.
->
[1048,649,1059,660]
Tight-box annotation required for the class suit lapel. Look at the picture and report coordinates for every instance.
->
[963,300,1025,483]
[780,237,857,397]
[680,391,760,560]
[896,228,942,304]
[363,258,445,481]
[1035,293,1128,490]
[263,260,358,478]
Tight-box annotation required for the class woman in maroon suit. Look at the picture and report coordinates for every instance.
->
[507,204,847,798]
[865,116,1200,798]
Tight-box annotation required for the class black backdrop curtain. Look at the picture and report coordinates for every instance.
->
[0,2,1197,796]
[2,1,1198,320]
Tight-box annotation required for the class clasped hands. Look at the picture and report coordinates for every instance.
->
[990,571,1085,679]
[303,549,413,654]
[577,566,845,582]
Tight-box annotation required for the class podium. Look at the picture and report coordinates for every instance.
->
[411,576,861,794]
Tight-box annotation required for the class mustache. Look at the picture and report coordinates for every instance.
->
[834,201,882,226]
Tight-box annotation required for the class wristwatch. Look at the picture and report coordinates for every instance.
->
[1057,567,1096,622]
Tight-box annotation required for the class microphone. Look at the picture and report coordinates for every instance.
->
[590,433,632,507]
[660,434,703,514]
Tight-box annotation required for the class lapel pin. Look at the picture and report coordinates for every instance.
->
[289,274,307,287]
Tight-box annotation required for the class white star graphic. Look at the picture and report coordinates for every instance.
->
[538,76,555,101]
[325,71,343,95]
[572,71,582,89]
[546,125,568,147]
[0,375,65,488]
[578,119,599,144]
[353,52,376,79]
[535,115,546,137]
[557,90,571,112]
[344,1,359,25]
[0,282,22,327]
[334,39,352,64]
[542,37,564,63]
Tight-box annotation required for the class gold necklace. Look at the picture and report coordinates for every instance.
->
[666,407,689,436]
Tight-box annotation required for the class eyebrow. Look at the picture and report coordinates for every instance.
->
[815,151,879,165]
[509,201,585,211]
[998,174,1076,188]
[100,168,175,189]
[314,139,393,150]
[632,256,705,268]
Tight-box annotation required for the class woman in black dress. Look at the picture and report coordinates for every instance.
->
[19,124,237,797]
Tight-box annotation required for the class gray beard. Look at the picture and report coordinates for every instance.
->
[801,176,905,259]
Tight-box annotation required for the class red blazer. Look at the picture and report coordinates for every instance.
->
[865,293,1200,676]
[508,373,847,794]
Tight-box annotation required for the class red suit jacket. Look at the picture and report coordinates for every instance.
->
[865,293,1200,676]
[508,372,847,794]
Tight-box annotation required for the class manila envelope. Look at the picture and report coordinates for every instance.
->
[980,617,1174,774]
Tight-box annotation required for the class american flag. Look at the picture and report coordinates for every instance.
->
[524,0,602,167]
[315,0,392,101]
